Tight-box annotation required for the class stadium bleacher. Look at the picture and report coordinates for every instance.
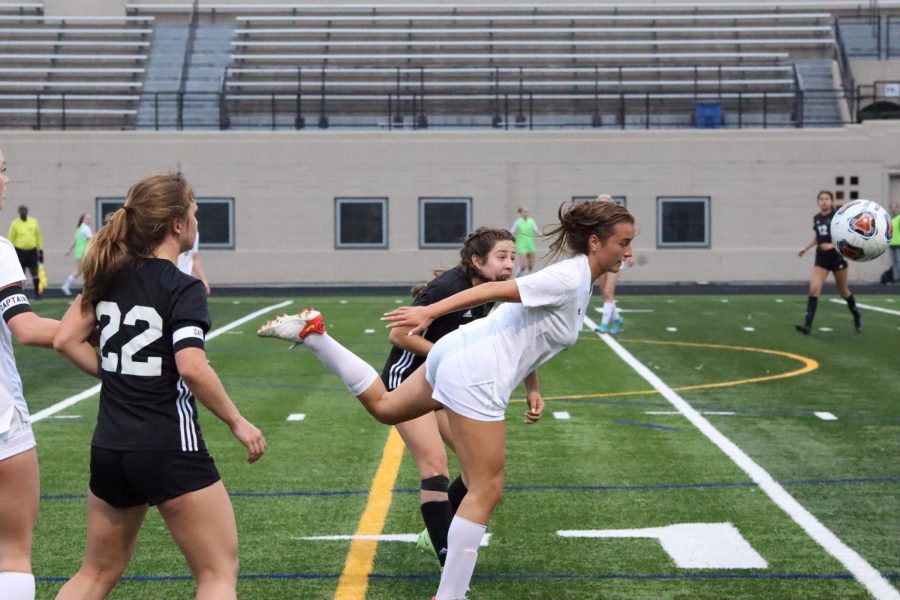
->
[0,2,863,129]
[0,4,150,129]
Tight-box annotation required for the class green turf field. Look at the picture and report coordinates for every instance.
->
[17,293,900,599]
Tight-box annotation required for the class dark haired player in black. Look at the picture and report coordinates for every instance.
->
[53,173,265,600]
[796,190,862,334]
[380,227,520,567]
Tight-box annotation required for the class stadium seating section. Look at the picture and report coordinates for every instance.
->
[2,2,893,129]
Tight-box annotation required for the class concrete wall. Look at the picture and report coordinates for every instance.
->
[2,123,898,286]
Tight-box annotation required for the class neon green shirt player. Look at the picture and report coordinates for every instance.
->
[511,205,539,276]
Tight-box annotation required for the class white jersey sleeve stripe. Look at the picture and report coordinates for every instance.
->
[173,325,204,345]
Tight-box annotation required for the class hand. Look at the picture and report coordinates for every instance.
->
[382,305,434,336]
[524,390,544,424]
[230,417,266,464]
[798,248,806,257]
[65,249,71,257]
[203,280,211,296]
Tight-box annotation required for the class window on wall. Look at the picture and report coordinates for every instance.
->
[657,197,710,248]
[419,197,472,248]
[572,195,627,207]
[196,198,234,249]
[95,197,235,249]
[335,198,388,248]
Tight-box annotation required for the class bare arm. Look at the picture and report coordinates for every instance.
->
[7,311,58,348]
[191,254,211,296]
[387,325,434,357]
[175,347,265,463]
[52,297,101,377]
[383,279,521,335]
[523,370,544,424]
[798,234,817,256]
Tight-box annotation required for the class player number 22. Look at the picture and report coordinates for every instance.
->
[96,301,163,376]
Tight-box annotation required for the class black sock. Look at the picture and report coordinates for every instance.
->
[448,475,468,516]
[420,500,452,566]
[845,294,862,328]
[32,278,41,297]
[803,296,818,328]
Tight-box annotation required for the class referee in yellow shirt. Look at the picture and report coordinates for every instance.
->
[7,204,43,298]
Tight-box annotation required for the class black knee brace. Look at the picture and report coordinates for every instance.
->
[421,475,450,493]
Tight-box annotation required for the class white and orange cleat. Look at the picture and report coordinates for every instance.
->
[257,308,325,347]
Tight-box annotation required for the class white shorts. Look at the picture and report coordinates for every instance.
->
[424,330,507,422]
[0,406,36,462]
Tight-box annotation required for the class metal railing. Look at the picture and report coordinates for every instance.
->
[0,87,825,131]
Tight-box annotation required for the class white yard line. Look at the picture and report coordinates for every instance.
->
[830,298,900,317]
[31,300,293,423]
[584,315,899,600]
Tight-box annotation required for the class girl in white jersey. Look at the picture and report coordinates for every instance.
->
[259,200,635,600]
[0,150,94,600]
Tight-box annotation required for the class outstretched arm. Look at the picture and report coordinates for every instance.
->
[384,279,521,335]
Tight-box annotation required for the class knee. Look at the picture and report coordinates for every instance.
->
[417,454,449,480]
[77,561,128,589]
[194,555,239,585]
[470,477,504,510]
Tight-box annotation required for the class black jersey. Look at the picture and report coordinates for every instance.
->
[813,211,836,249]
[92,258,211,452]
[381,267,492,390]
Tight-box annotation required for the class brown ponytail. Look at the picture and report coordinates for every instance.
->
[545,200,634,261]
[81,173,194,309]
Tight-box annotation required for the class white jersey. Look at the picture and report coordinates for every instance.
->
[177,235,199,276]
[0,237,28,433]
[454,253,593,404]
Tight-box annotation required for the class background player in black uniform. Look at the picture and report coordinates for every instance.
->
[380,227,519,566]
[53,173,266,600]
[796,190,863,334]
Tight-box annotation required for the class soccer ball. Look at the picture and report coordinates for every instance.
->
[830,199,893,262]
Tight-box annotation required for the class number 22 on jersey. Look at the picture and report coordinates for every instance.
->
[97,301,163,376]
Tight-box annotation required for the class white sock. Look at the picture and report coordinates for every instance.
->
[302,332,379,396]
[601,301,614,326]
[435,516,486,600]
[0,572,35,600]
[63,275,75,289]
[610,301,620,322]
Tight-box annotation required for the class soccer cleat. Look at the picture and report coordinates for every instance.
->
[795,324,811,335]
[416,528,435,555]
[609,317,624,335]
[61,284,72,296]
[257,309,325,346]
[595,322,609,334]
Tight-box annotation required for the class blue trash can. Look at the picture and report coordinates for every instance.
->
[695,102,722,128]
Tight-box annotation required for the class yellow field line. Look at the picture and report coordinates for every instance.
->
[334,426,406,600]
[512,338,818,403]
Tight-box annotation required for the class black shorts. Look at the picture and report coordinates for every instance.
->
[14,247,38,274]
[814,250,848,272]
[90,446,221,508]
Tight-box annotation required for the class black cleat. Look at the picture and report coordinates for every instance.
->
[854,315,863,333]
[795,324,811,335]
